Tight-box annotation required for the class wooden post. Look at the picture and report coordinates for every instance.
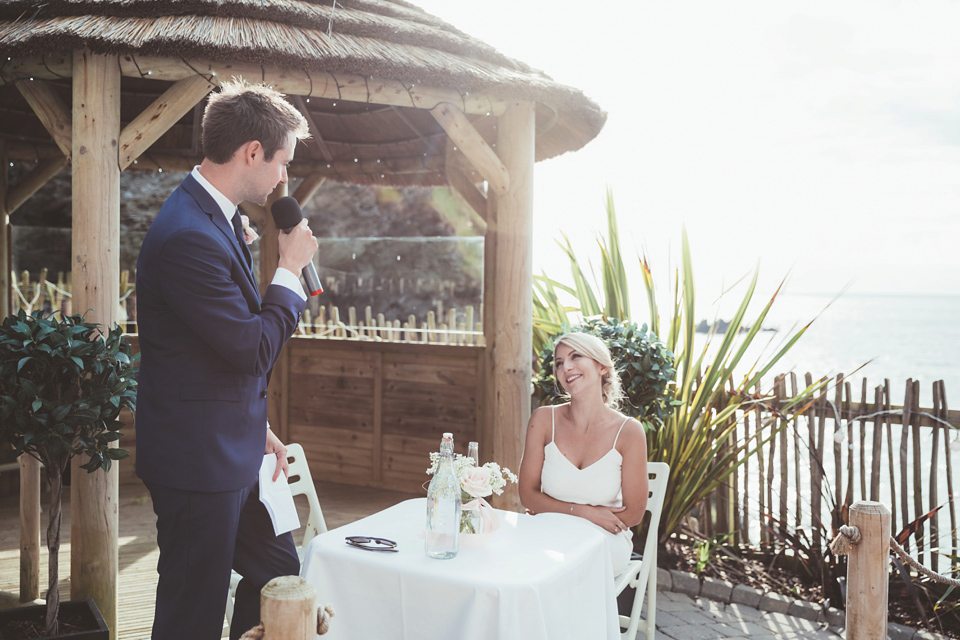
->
[19,453,41,602]
[262,184,286,436]
[485,100,534,512]
[845,501,890,640]
[70,48,121,638]
[260,576,317,640]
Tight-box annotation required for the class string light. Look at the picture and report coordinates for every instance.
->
[832,430,844,443]
[952,438,960,453]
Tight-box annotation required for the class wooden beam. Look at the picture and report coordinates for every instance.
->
[0,138,8,316]
[6,157,69,215]
[291,172,327,208]
[263,185,286,436]
[70,48,121,637]
[431,103,509,197]
[292,96,334,162]
[16,79,73,159]
[8,54,512,117]
[19,454,41,602]
[486,100,535,512]
[445,164,488,231]
[4,140,444,179]
[119,75,214,171]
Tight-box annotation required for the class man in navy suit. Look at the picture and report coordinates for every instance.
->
[136,80,318,640]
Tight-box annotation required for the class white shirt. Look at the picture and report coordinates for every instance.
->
[190,167,306,301]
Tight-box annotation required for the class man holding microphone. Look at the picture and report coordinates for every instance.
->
[135,79,318,640]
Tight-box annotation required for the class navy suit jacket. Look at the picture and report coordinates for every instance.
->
[135,174,305,492]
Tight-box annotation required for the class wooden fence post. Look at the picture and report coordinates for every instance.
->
[846,501,890,640]
[260,576,317,640]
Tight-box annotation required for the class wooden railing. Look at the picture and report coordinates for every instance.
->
[705,374,958,575]
[296,303,485,346]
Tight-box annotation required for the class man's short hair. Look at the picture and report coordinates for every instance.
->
[202,79,310,164]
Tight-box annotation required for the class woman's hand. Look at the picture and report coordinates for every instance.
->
[576,504,628,534]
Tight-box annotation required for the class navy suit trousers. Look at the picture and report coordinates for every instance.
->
[146,480,299,640]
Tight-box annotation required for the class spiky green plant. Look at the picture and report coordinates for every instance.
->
[534,189,824,542]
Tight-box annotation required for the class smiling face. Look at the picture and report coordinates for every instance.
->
[554,343,607,397]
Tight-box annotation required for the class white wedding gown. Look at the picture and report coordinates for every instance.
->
[540,406,634,576]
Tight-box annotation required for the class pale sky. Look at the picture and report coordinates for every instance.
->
[411,0,960,300]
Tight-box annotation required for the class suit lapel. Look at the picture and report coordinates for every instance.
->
[182,176,261,305]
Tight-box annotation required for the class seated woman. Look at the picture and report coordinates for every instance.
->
[519,332,648,576]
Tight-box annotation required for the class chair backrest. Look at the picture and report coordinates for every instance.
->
[647,462,670,545]
[642,462,669,552]
[284,443,328,552]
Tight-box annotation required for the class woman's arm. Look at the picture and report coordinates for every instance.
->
[617,419,649,528]
[518,407,628,534]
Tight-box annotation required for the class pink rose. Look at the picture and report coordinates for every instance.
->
[460,466,493,498]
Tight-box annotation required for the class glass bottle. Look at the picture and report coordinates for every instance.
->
[462,441,482,534]
[426,432,461,558]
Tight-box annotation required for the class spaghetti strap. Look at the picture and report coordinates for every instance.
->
[550,406,557,443]
[612,416,629,449]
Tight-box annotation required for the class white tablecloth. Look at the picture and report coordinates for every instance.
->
[301,498,619,640]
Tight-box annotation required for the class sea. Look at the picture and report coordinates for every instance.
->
[722,292,960,409]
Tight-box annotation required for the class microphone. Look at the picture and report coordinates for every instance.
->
[270,196,323,296]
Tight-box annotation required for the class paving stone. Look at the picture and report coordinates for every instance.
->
[700,576,734,603]
[721,619,778,636]
[730,583,764,608]
[659,622,736,640]
[758,591,793,614]
[758,611,824,634]
[657,567,673,591]
[786,599,822,622]
[823,607,844,627]
[912,631,946,640]
[724,601,767,622]
[670,570,701,598]
[887,622,916,640]
[656,596,700,612]
[652,610,689,628]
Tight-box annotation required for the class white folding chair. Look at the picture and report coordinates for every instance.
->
[224,443,327,629]
[615,462,670,640]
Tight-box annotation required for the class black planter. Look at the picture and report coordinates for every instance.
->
[0,599,108,640]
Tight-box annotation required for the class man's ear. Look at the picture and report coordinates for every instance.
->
[241,140,263,166]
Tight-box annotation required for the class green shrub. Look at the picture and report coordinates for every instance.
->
[534,317,675,429]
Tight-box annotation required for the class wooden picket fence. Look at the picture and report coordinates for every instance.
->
[705,373,958,575]
[296,302,485,346]
[10,269,483,345]
[9,269,136,321]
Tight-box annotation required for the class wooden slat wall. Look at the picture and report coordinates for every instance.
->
[283,337,484,494]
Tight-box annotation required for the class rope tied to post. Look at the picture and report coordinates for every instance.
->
[829,526,960,588]
[829,524,862,556]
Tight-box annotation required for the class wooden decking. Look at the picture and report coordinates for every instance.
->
[0,478,420,639]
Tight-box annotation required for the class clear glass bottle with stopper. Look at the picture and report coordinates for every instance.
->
[462,441,482,534]
[426,432,461,558]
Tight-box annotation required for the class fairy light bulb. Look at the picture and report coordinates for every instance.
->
[833,430,845,443]
[951,438,960,453]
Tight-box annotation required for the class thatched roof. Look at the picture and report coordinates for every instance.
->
[0,0,606,186]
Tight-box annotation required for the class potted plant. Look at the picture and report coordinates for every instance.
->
[0,309,137,638]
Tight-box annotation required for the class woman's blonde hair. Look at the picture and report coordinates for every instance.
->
[552,332,623,409]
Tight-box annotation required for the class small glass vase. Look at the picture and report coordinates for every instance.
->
[460,491,482,534]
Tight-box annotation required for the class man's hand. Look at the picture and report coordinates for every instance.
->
[277,218,318,276]
[265,427,289,481]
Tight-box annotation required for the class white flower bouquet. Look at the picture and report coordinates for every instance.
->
[426,452,517,534]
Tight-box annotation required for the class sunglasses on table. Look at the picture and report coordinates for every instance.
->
[345,536,398,552]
